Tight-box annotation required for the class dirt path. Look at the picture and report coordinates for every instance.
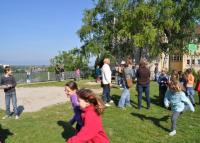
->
[0,86,102,112]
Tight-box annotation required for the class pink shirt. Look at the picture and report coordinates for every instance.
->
[67,105,110,143]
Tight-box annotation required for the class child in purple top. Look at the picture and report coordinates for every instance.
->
[65,81,83,132]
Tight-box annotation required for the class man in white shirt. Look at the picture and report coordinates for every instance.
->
[101,58,113,106]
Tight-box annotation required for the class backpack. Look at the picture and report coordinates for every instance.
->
[126,78,133,88]
[125,72,133,88]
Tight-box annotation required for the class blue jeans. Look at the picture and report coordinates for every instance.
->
[118,88,131,108]
[102,84,111,103]
[186,87,195,105]
[5,91,18,116]
[137,83,150,109]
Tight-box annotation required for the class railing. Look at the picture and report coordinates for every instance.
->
[0,70,93,84]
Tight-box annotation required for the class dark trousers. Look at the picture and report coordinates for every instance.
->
[159,86,168,107]
[137,83,150,109]
[102,84,111,103]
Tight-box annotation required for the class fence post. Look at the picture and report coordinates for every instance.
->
[48,72,50,81]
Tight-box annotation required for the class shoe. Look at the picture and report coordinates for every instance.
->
[126,104,131,107]
[169,130,176,136]
[119,107,126,110]
[105,103,111,107]
[15,115,19,120]
[2,115,10,120]
[109,100,114,103]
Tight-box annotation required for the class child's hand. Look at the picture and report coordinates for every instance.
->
[7,84,12,88]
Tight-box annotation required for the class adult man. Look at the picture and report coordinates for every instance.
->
[101,58,113,106]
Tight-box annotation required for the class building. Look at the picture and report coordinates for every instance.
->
[159,25,200,72]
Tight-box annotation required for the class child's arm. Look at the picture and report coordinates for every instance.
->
[181,92,195,112]
[11,76,17,87]
[164,90,170,108]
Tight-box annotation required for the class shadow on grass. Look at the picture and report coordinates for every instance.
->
[112,94,139,109]
[57,121,76,141]
[111,94,120,106]
[0,125,13,143]
[131,112,170,132]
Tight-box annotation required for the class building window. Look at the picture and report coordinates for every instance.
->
[198,59,200,65]
[192,59,195,64]
[171,55,182,61]
[187,60,190,65]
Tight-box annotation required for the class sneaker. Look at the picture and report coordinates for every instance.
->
[15,115,19,120]
[105,103,111,107]
[2,115,10,120]
[169,130,176,136]
[118,107,126,110]
[109,100,114,103]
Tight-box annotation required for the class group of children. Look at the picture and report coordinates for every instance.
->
[0,66,110,143]
[0,65,198,141]
[113,60,197,136]
[64,81,110,143]
[157,68,198,136]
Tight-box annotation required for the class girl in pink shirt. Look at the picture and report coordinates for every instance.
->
[67,88,110,143]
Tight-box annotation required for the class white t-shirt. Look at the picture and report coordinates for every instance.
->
[101,64,112,84]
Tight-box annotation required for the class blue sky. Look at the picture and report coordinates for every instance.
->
[0,0,93,65]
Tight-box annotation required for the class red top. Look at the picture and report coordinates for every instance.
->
[67,105,110,143]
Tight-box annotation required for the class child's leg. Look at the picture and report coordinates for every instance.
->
[11,92,18,115]
[159,87,165,107]
[171,112,180,131]
[75,123,82,132]
[187,88,195,105]
[5,93,11,116]
[188,94,195,105]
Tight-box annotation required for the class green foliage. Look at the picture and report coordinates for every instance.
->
[78,0,200,61]
[50,48,89,71]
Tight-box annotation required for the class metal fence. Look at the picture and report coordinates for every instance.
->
[0,70,93,84]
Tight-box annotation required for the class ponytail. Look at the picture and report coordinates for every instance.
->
[77,88,105,115]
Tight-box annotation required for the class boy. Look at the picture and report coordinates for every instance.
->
[0,66,19,119]
[157,69,169,107]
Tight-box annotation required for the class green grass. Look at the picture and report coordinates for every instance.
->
[0,81,200,143]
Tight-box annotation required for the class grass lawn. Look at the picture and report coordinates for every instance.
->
[0,80,200,143]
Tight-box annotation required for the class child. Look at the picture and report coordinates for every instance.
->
[195,69,200,105]
[65,81,83,132]
[118,58,133,109]
[0,66,19,119]
[157,68,169,107]
[186,68,195,106]
[164,80,195,136]
[67,88,110,143]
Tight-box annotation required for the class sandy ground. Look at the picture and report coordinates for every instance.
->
[0,86,102,113]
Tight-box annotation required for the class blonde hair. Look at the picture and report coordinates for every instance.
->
[169,80,182,92]
[103,58,110,64]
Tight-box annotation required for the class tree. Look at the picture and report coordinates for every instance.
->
[78,0,200,63]
[50,48,89,71]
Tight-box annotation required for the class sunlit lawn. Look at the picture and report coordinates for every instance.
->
[0,80,199,143]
